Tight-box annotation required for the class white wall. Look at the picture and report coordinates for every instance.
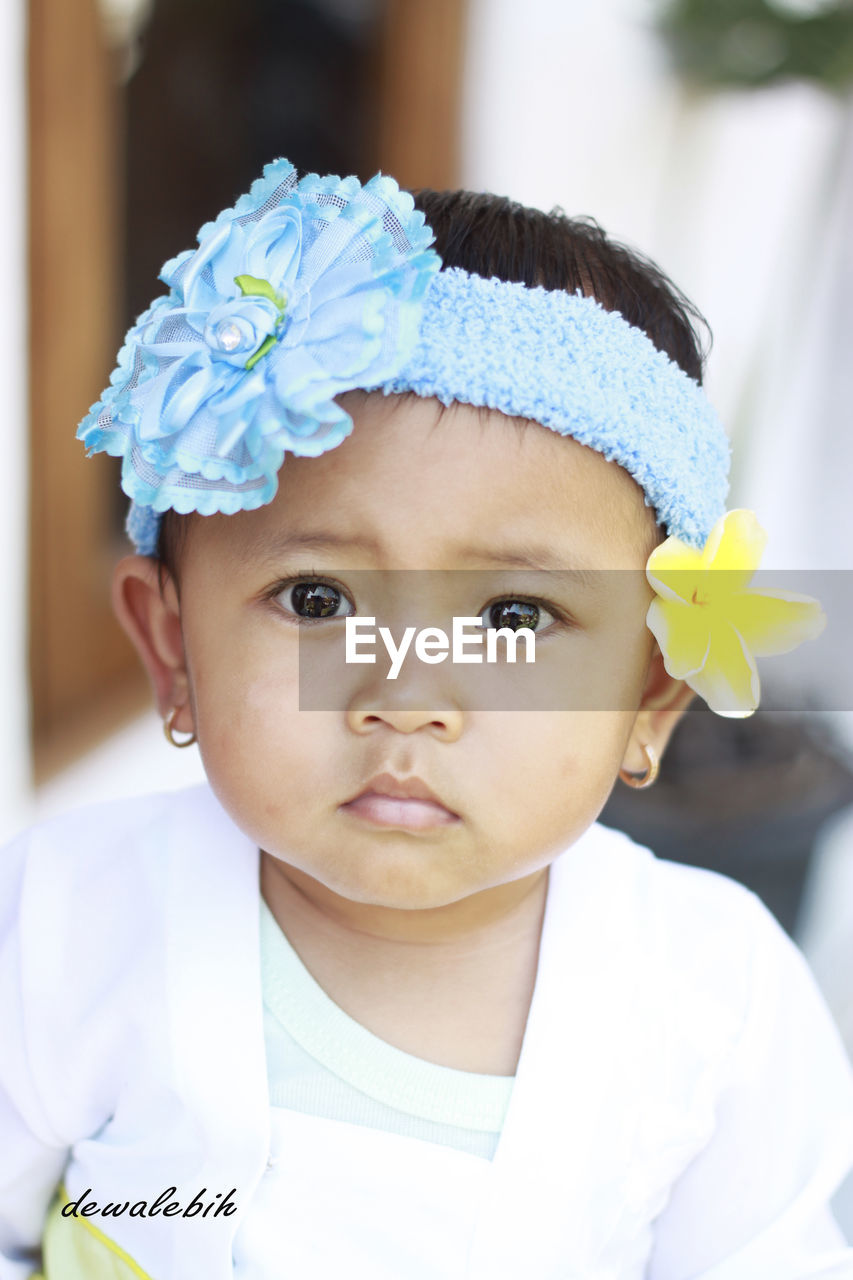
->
[0,0,31,844]
[461,0,680,246]
[460,0,849,565]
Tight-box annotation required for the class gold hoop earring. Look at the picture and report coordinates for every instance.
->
[164,706,197,749]
[619,742,659,789]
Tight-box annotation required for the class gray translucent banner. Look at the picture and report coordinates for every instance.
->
[292,570,852,713]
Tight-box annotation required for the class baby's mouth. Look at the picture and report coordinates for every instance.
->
[339,772,460,832]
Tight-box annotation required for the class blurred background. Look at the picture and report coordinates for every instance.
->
[2,0,853,1229]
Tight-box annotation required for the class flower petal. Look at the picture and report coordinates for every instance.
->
[701,509,766,588]
[646,597,711,678]
[728,588,826,657]
[646,535,704,604]
[685,621,760,718]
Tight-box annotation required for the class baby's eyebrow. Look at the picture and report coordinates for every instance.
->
[456,544,600,588]
[241,529,380,562]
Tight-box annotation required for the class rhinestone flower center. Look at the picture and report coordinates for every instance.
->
[216,320,244,353]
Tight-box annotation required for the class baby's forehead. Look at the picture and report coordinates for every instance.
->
[359,390,659,537]
[200,392,662,572]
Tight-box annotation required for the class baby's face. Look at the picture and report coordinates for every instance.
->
[174,392,662,911]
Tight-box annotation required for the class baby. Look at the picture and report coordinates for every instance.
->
[1,160,851,1279]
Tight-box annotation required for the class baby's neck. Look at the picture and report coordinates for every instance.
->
[260,854,549,1075]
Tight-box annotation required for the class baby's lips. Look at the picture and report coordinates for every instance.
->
[343,771,460,818]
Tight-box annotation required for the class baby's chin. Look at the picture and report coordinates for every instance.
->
[263,839,481,914]
[261,815,567,925]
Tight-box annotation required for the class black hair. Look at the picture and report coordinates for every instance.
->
[156,185,710,581]
[410,188,709,383]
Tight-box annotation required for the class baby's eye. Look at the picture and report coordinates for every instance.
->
[273,579,354,621]
[480,599,555,632]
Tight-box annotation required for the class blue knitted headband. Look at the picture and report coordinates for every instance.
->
[77,158,730,556]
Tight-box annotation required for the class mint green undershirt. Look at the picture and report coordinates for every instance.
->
[260,898,514,1160]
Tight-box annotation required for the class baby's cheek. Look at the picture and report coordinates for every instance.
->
[197,701,316,851]
[188,660,281,790]
[514,710,629,818]
[238,667,301,722]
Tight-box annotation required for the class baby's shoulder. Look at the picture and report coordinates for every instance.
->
[584,819,772,924]
[581,820,794,1004]
[0,782,216,923]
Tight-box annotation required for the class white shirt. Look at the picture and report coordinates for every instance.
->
[1,782,852,1278]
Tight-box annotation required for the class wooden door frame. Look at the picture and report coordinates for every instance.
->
[28,0,149,783]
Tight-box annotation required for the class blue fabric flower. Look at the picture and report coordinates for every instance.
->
[77,159,440,539]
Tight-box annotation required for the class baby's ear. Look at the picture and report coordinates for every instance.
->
[112,555,191,722]
[621,642,695,776]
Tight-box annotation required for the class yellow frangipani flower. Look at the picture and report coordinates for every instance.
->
[645,509,826,718]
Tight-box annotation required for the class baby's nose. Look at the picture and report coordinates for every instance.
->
[345,698,464,742]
